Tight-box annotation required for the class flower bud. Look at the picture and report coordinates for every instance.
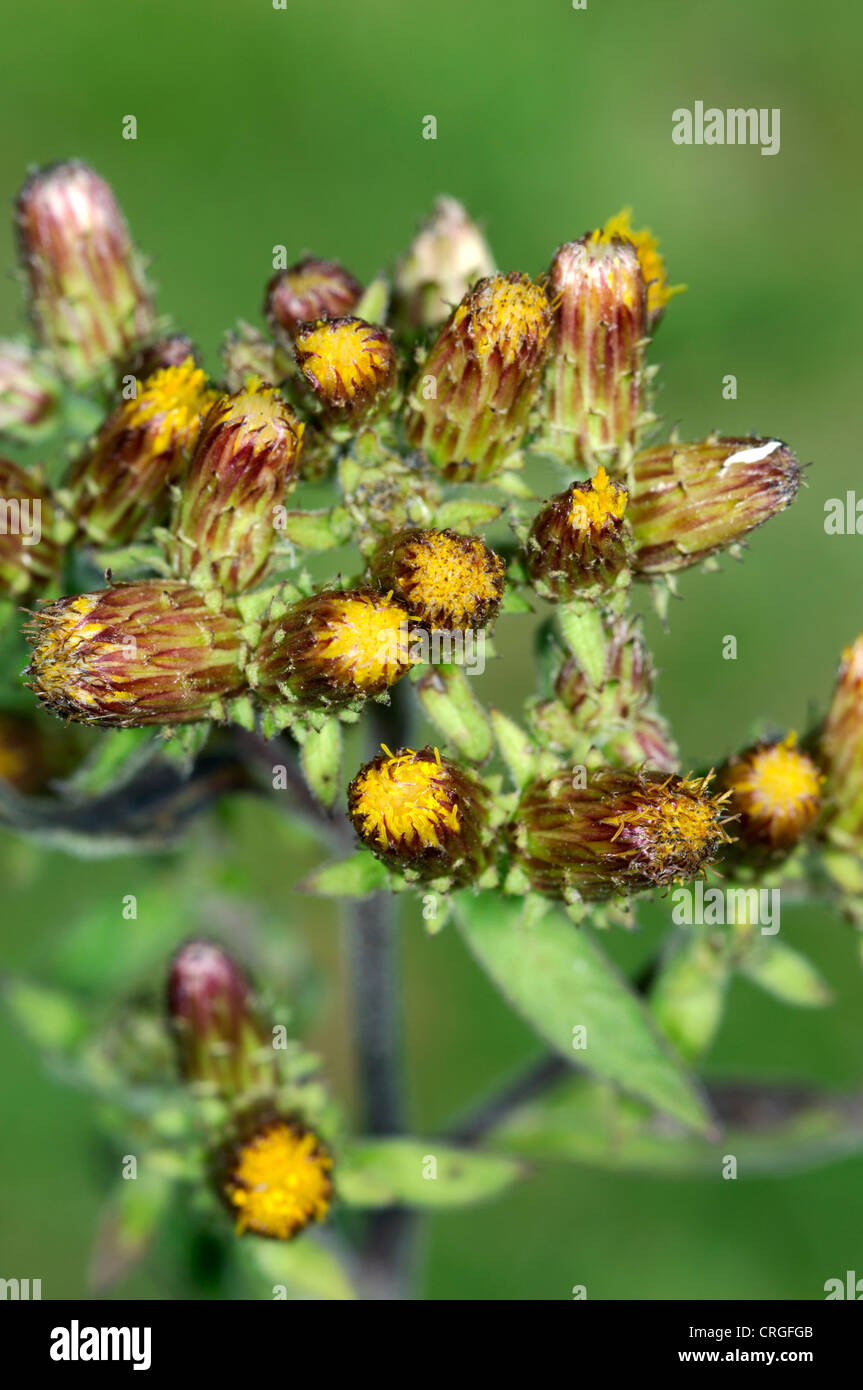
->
[121,334,200,383]
[600,209,684,329]
[16,161,156,385]
[25,581,247,727]
[524,466,629,602]
[293,317,396,423]
[265,257,362,342]
[217,1113,333,1240]
[406,273,552,482]
[719,734,822,855]
[251,588,413,712]
[630,436,801,574]
[393,196,495,332]
[220,322,279,393]
[0,456,61,597]
[348,744,491,885]
[171,379,304,593]
[543,234,648,469]
[368,527,505,632]
[0,341,61,440]
[512,769,730,901]
[167,940,276,1096]
[63,360,217,545]
[820,637,863,849]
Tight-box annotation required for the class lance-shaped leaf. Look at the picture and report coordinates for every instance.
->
[240,1234,357,1301]
[414,663,493,763]
[454,891,713,1135]
[89,1165,175,1292]
[337,1138,523,1207]
[738,938,832,1007]
[298,717,342,808]
[489,1074,863,1178]
[299,849,390,898]
[650,932,730,1061]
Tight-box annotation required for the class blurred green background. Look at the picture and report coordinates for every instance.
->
[1,0,862,1299]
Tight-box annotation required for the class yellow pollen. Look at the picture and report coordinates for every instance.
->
[599,209,686,317]
[208,376,300,450]
[226,1122,332,1240]
[398,532,502,627]
[604,774,727,875]
[453,274,551,365]
[567,465,627,533]
[125,358,216,453]
[352,748,460,851]
[316,595,409,690]
[296,319,390,399]
[28,597,134,708]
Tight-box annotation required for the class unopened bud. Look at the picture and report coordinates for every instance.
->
[265,257,362,341]
[25,581,247,726]
[16,160,156,385]
[0,341,61,440]
[168,940,276,1095]
[393,196,495,331]
[368,527,504,632]
[524,466,629,602]
[630,436,801,574]
[293,317,396,424]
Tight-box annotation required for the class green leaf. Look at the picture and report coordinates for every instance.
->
[738,939,832,1007]
[89,1166,175,1291]
[47,883,196,993]
[58,727,161,798]
[241,1235,357,1301]
[435,499,503,532]
[299,849,389,898]
[277,509,347,552]
[298,717,342,808]
[2,978,89,1051]
[490,1074,863,1178]
[454,891,713,1135]
[650,933,730,1061]
[414,664,493,762]
[490,707,539,788]
[337,1138,523,1208]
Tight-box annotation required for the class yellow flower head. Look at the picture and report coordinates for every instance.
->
[223,1118,333,1240]
[603,772,731,881]
[293,316,396,417]
[599,209,685,321]
[370,528,505,632]
[452,272,552,365]
[567,465,628,534]
[253,588,414,710]
[125,357,217,455]
[348,745,491,884]
[721,734,823,851]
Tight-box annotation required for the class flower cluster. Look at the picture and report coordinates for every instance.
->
[2,157,855,925]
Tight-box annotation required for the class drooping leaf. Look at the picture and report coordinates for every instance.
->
[650,932,730,1061]
[738,938,832,1007]
[89,1165,176,1292]
[490,1074,863,1178]
[454,891,713,1135]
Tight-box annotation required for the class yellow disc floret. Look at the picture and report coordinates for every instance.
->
[351,745,460,851]
[315,593,410,692]
[294,317,395,413]
[599,208,685,320]
[567,465,628,534]
[603,773,731,881]
[722,735,823,850]
[453,272,552,365]
[126,357,217,453]
[224,1119,333,1240]
[370,528,505,631]
[27,594,133,710]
